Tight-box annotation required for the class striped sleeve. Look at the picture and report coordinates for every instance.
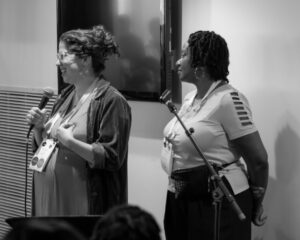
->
[220,91,257,140]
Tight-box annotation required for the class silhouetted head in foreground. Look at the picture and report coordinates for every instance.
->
[91,205,161,240]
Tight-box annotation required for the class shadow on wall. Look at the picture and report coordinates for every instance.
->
[253,119,300,240]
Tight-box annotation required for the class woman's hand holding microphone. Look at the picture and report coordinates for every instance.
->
[26,107,48,131]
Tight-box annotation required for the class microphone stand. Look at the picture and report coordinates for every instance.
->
[161,99,246,240]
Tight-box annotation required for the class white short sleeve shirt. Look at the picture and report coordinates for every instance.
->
[162,83,257,194]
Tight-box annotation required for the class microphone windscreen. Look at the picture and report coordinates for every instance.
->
[42,87,55,98]
[38,88,55,110]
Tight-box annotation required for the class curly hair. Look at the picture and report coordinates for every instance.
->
[90,205,161,240]
[59,25,119,76]
[188,30,230,82]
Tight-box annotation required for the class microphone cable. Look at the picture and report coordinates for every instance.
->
[24,136,30,217]
[24,87,54,216]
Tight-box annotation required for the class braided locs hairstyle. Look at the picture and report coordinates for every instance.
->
[59,25,119,76]
[188,31,230,82]
[90,205,161,240]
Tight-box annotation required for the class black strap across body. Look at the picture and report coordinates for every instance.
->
[171,161,238,201]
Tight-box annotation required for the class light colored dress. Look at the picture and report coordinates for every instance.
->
[32,90,91,216]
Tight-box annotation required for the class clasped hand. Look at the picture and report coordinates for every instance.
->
[56,123,76,148]
[26,107,48,130]
[252,203,267,226]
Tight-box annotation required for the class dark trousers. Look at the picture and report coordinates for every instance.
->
[164,183,252,240]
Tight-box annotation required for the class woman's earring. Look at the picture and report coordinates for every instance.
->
[194,68,200,80]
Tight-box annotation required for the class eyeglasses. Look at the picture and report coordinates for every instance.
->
[56,51,74,61]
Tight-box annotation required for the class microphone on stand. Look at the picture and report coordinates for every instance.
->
[26,88,54,138]
[160,89,246,223]
[159,89,171,103]
[160,89,177,113]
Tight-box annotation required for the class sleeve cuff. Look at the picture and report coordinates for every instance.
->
[91,142,106,169]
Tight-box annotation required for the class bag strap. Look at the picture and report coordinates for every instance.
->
[218,160,239,170]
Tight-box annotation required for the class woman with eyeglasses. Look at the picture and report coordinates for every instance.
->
[26,25,131,216]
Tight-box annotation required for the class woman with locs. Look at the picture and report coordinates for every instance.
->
[161,30,268,240]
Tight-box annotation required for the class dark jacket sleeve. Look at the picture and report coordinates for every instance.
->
[90,90,131,171]
[86,86,131,214]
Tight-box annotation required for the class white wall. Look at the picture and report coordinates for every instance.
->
[0,0,57,91]
[1,1,300,239]
[127,101,172,239]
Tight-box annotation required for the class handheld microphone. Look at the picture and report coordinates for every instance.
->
[37,88,54,110]
[27,88,54,138]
